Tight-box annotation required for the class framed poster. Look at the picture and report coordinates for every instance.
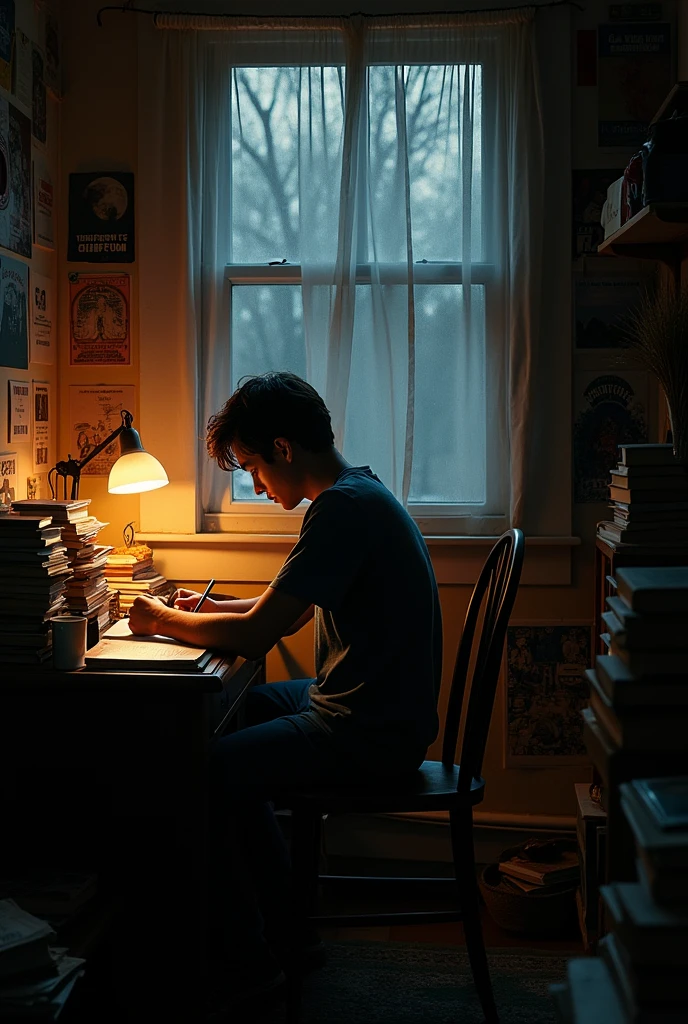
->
[572,169,624,258]
[30,272,54,364]
[0,450,17,508]
[69,385,135,476]
[574,272,652,349]
[0,254,28,369]
[504,622,592,766]
[0,96,31,258]
[7,378,30,444]
[69,273,130,365]
[598,23,672,148]
[573,370,648,503]
[32,380,51,474]
[68,172,135,263]
[12,29,32,110]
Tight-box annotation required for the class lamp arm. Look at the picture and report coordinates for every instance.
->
[49,410,134,500]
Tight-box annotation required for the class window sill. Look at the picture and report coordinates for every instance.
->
[137,533,579,586]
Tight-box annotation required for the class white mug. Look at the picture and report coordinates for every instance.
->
[52,615,87,671]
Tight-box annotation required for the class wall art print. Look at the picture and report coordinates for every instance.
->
[0,95,32,258]
[573,371,648,503]
[68,273,130,365]
[505,623,592,766]
[68,171,134,263]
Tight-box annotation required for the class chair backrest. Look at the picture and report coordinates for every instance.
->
[441,529,524,794]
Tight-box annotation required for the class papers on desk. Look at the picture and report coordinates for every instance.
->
[85,622,210,671]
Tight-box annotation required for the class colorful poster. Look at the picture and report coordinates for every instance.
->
[26,473,39,498]
[33,153,54,250]
[573,371,648,502]
[0,96,32,258]
[572,169,624,258]
[8,378,30,445]
[69,273,130,365]
[68,172,135,263]
[598,23,672,147]
[30,271,53,364]
[12,29,31,110]
[0,451,17,508]
[0,254,28,369]
[505,624,592,765]
[574,273,651,349]
[31,46,46,144]
[32,380,51,473]
[69,385,135,476]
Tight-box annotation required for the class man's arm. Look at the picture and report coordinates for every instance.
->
[129,586,310,660]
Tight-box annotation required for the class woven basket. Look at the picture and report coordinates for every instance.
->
[479,847,578,935]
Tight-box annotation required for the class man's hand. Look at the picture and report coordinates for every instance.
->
[129,595,165,636]
[171,588,225,613]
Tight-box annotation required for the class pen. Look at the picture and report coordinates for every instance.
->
[193,578,216,613]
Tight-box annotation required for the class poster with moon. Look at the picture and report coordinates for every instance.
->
[67,171,135,263]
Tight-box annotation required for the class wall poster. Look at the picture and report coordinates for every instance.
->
[0,450,17,508]
[7,378,29,445]
[504,623,592,766]
[12,29,31,109]
[0,0,14,93]
[572,169,624,258]
[69,385,135,476]
[33,153,54,249]
[0,254,28,369]
[68,171,135,263]
[69,273,130,365]
[598,23,672,147]
[31,45,46,144]
[32,380,51,474]
[573,370,648,502]
[0,95,31,258]
[30,271,54,364]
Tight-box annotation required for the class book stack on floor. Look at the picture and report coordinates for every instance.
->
[498,842,580,896]
[0,513,72,664]
[10,499,115,642]
[597,443,688,556]
[103,542,172,616]
[0,899,85,1021]
[549,778,688,1023]
[0,873,98,932]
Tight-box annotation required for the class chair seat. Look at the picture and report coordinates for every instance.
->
[284,761,485,814]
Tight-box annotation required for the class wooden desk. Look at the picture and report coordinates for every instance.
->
[0,653,263,1021]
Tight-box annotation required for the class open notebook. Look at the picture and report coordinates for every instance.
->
[85,618,211,671]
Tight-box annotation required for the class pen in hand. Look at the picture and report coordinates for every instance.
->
[192,578,216,613]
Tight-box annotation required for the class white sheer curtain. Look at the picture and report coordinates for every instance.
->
[141,11,546,534]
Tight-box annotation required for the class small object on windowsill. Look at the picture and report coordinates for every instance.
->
[268,258,288,265]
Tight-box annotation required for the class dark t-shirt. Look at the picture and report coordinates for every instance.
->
[270,466,442,757]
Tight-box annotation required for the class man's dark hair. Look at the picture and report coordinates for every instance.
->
[206,371,335,471]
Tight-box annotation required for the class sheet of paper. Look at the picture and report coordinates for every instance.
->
[102,618,170,640]
[86,638,207,663]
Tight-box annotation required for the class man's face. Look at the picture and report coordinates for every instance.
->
[235,442,304,510]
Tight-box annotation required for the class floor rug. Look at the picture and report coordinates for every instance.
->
[265,941,570,1023]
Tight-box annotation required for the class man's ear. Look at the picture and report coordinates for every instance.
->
[273,437,293,462]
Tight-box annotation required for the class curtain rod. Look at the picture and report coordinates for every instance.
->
[96,1,583,28]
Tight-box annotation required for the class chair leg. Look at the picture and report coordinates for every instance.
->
[450,806,499,1024]
[290,808,322,917]
[284,973,303,1024]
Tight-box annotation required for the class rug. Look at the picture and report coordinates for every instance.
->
[265,941,570,1023]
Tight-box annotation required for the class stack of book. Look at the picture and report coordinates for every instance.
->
[10,499,115,641]
[498,843,579,895]
[0,899,84,1020]
[597,443,688,552]
[590,567,688,752]
[0,513,71,664]
[104,543,172,615]
[0,873,98,931]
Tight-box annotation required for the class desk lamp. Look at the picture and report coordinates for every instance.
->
[49,410,169,500]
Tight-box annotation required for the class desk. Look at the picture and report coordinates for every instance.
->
[0,653,263,1021]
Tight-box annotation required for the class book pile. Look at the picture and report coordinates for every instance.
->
[0,513,72,664]
[0,873,98,930]
[103,543,172,615]
[0,899,84,1020]
[498,840,579,895]
[597,443,688,555]
[10,499,115,640]
[588,567,688,756]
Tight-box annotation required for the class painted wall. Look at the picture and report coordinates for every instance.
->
[55,0,685,823]
[0,0,59,509]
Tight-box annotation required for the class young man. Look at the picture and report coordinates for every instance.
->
[129,371,442,1019]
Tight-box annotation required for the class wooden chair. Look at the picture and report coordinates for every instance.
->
[283,528,525,1024]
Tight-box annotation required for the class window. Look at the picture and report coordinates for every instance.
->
[225,62,508,528]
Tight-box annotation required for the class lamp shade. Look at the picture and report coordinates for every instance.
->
[107,426,169,494]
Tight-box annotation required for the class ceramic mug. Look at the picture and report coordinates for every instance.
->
[52,615,87,671]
